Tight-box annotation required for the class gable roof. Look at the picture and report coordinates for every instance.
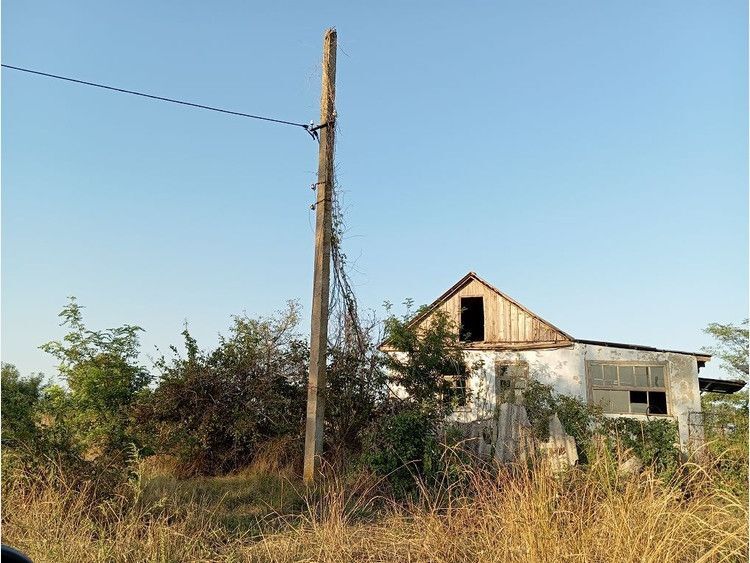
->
[383,271,710,361]
[405,271,573,341]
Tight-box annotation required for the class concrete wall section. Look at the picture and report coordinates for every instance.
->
[453,346,585,423]
[576,343,701,447]
[390,343,701,447]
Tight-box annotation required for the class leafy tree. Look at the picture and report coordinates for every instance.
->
[142,302,307,474]
[1,363,46,449]
[703,319,748,381]
[700,319,748,424]
[39,297,151,459]
[366,303,471,492]
[381,305,468,413]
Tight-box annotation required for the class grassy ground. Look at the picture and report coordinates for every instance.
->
[3,452,747,562]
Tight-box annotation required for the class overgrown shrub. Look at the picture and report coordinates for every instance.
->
[699,319,748,495]
[1,363,45,449]
[140,302,308,475]
[324,333,387,462]
[2,300,150,497]
[522,380,603,462]
[366,304,472,493]
[522,381,683,475]
[363,405,440,495]
[602,417,681,475]
[698,391,748,495]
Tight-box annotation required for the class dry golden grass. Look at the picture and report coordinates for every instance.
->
[3,453,747,563]
[248,456,748,563]
[2,470,234,562]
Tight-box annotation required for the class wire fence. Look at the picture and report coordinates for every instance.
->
[688,409,748,441]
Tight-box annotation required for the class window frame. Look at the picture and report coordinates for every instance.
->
[585,360,671,416]
[494,359,529,405]
[441,374,469,411]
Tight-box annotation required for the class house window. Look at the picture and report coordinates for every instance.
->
[442,375,468,409]
[495,361,528,404]
[460,297,484,342]
[588,362,668,415]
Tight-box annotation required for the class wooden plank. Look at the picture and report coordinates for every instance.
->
[406,273,573,346]
[522,311,531,340]
[505,299,513,342]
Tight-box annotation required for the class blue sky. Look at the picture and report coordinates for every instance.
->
[2,1,747,381]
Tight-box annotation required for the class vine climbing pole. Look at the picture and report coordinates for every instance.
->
[303,28,337,484]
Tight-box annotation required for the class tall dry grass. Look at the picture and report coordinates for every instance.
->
[2,452,747,562]
[249,455,748,563]
[2,464,239,562]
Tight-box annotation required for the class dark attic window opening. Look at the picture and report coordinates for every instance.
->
[460,297,484,342]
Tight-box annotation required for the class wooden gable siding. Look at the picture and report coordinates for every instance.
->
[417,278,568,345]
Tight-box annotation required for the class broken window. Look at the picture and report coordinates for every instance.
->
[629,390,648,414]
[460,297,484,342]
[587,362,669,415]
[495,361,529,404]
[648,391,667,414]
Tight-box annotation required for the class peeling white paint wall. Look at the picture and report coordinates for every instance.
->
[388,343,702,447]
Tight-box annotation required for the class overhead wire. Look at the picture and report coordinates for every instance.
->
[1,64,322,137]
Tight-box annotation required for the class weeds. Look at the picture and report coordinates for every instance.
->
[3,449,746,563]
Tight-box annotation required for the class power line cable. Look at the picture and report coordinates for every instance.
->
[2,63,322,138]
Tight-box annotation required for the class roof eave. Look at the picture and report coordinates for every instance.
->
[575,338,713,361]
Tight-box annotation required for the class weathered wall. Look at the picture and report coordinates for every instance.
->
[389,342,702,448]
[577,343,701,447]
[451,346,586,424]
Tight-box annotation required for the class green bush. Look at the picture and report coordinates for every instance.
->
[369,302,476,494]
[324,338,387,461]
[602,417,681,475]
[140,303,308,475]
[700,391,748,495]
[522,380,603,463]
[1,367,78,480]
[1,363,45,450]
[522,381,683,476]
[363,406,440,495]
[2,299,150,497]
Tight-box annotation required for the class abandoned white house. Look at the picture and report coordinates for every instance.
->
[381,272,737,449]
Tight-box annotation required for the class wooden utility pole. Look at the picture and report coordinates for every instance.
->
[303,28,337,484]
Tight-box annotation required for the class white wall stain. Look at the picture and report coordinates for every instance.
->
[386,343,702,447]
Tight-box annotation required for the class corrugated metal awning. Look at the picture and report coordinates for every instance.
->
[698,377,746,394]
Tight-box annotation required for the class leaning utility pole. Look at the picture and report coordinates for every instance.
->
[303,28,337,484]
